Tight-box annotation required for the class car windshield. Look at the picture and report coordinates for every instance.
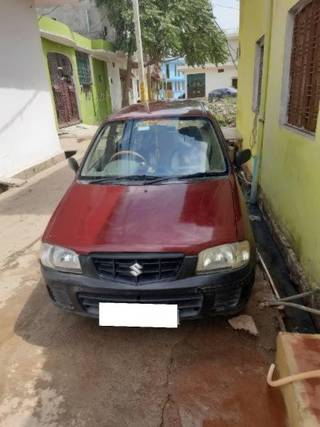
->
[80,118,227,181]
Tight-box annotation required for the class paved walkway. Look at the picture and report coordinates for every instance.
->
[0,125,96,267]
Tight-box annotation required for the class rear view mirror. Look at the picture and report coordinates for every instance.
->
[235,149,251,168]
[68,157,79,174]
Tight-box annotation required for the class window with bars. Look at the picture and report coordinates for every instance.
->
[76,52,92,87]
[287,0,320,133]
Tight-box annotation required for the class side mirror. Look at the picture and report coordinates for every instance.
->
[235,149,251,168]
[68,157,79,174]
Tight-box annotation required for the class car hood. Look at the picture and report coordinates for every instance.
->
[43,178,238,255]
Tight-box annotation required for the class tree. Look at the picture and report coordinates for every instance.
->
[97,0,228,106]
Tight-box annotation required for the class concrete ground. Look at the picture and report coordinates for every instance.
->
[0,129,287,427]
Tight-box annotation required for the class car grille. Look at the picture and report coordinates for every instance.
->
[78,291,203,319]
[91,254,184,284]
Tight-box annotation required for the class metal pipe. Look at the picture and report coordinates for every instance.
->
[132,0,148,101]
[277,289,320,302]
[263,301,320,316]
[258,251,320,315]
[257,250,281,299]
[250,0,274,204]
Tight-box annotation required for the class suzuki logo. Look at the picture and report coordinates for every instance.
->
[129,262,143,277]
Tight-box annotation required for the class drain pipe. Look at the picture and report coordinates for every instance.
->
[257,250,286,331]
[250,0,274,204]
[257,251,281,299]
[258,250,320,317]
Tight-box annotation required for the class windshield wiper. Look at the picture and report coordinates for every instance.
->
[175,171,223,180]
[84,172,223,185]
[85,175,166,184]
[85,176,124,184]
[141,172,224,183]
[126,172,222,185]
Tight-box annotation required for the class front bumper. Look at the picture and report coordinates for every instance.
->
[41,260,256,320]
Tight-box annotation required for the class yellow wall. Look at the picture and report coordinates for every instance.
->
[260,0,320,286]
[237,0,320,287]
[236,0,269,162]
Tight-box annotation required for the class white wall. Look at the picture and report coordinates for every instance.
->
[0,0,62,178]
[184,66,237,97]
[106,57,139,111]
[205,68,237,95]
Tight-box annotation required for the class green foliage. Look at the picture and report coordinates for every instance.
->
[207,97,237,127]
[97,0,228,65]
[169,0,228,65]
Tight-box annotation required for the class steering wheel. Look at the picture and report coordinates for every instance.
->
[110,150,147,164]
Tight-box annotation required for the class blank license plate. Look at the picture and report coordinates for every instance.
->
[99,302,178,328]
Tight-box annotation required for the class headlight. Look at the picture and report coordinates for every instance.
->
[196,241,250,273]
[40,243,82,273]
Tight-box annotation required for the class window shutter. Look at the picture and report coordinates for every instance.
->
[287,0,320,133]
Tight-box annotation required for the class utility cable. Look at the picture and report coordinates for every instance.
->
[212,18,238,70]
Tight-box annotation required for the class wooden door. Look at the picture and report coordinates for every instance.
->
[48,53,80,128]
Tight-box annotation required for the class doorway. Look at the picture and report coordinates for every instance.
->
[187,73,206,98]
[47,53,80,128]
[92,58,110,122]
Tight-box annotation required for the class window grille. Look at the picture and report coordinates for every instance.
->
[76,52,92,87]
[287,0,320,133]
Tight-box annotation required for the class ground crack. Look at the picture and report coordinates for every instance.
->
[159,354,175,427]
[159,325,197,427]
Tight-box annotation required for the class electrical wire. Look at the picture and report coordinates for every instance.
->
[212,18,238,70]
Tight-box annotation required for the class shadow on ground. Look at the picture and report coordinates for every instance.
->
[12,275,287,427]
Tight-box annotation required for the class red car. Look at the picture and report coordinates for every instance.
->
[40,100,255,322]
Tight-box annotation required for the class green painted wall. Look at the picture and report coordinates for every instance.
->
[40,17,113,126]
[92,58,112,123]
[237,0,320,287]
[39,17,114,52]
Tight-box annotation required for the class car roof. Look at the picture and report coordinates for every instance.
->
[106,100,208,122]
